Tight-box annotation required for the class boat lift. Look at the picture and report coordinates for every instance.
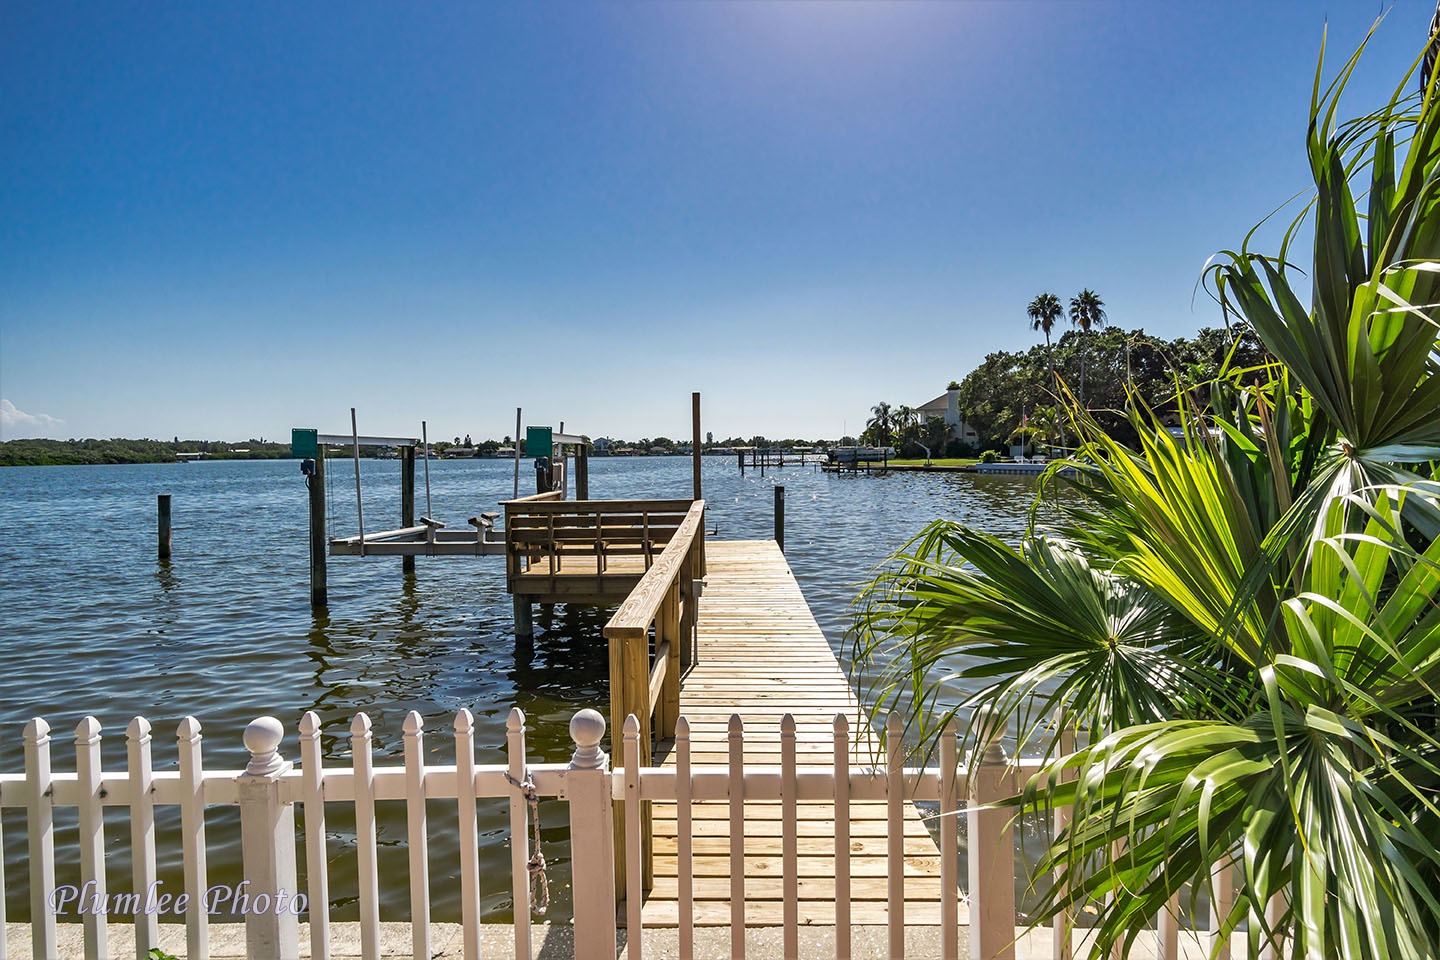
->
[292,413,591,607]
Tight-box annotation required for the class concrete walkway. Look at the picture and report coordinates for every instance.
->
[5,921,1227,958]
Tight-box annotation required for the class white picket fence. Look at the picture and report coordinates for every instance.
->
[0,708,1239,960]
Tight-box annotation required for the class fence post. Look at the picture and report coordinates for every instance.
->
[237,716,300,960]
[968,735,1016,960]
[568,709,617,960]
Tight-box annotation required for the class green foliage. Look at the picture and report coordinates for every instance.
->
[852,27,1440,959]
[978,450,998,463]
[0,438,293,466]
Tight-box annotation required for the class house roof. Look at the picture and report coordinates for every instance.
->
[917,394,949,414]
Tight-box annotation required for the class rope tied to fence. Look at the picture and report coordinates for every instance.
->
[505,769,550,916]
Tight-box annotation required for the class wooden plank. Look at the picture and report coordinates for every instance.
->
[639,540,950,928]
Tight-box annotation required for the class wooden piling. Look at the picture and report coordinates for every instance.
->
[157,494,172,560]
[774,485,785,553]
[400,446,416,575]
[575,443,590,500]
[514,596,534,640]
[692,392,702,501]
[308,455,328,607]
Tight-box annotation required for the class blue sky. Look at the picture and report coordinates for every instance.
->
[1,2,1433,443]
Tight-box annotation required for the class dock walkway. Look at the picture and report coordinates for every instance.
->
[642,540,945,926]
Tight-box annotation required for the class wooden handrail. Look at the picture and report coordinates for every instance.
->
[603,501,706,640]
[504,497,692,513]
[501,490,564,505]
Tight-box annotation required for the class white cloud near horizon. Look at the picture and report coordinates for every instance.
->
[1,399,64,437]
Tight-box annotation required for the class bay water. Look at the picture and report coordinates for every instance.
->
[0,456,1042,923]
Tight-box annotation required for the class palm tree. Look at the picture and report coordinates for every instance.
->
[853,32,1440,958]
[865,401,894,448]
[1068,288,1106,405]
[1026,293,1065,395]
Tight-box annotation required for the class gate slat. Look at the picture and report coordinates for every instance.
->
[453,710,482,960]
[624,715,643,960]
[24,719,57,960]
[507,708,533,960]
[886,713,904,959]
[176,717,209,960]
[940,722,958,960]
[832,714,852,960]
[403,712,431,960]
[298,712,331,960]
[677,716,694,958]
[781,714,798,960]
[127,717,160,955]
[728,715,745,960]
[75,718,109,960]
[351,714,381,960]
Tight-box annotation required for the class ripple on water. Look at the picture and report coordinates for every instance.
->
[0,457,1047,921]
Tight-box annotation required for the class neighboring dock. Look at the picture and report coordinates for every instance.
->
[641,540,945,926]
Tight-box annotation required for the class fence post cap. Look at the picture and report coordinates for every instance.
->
[243,716,287,776]
[75,716,102,741]
[569,709,608,770]
[176,716,202,740]
[24,717,50,742]
[126,716,152,741]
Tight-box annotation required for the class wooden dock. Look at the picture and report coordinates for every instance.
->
[641,540,946,926]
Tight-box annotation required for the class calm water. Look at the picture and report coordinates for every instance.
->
[0,456,1042,923]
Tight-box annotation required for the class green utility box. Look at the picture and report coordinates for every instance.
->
[525,426,552,457]
[292,428,319,459]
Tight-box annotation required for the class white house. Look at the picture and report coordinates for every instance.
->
[915,384,979,444]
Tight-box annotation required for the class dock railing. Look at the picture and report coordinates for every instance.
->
[600,499,706,891]
[503,497,697,603]
[1,708,1246,960]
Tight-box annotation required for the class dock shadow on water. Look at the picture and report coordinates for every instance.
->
[0,455,1050,925]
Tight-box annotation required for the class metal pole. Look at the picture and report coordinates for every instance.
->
[513,407,522,500]
[421,420,432,518]
[351,408,365,556]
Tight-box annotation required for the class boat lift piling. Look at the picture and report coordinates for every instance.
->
[292,427,424,608]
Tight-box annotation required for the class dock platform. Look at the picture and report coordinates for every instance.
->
[641,540,945,926]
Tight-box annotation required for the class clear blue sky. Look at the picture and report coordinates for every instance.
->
[1,2,1432,443]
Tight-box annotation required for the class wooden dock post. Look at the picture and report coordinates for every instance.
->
[514,596,534,639]
[157,494,172,560]
[692,392,702,500]
[774,485,785,552]
[575,443,590,500]
[306,456,327,607]
[400,446,416,575]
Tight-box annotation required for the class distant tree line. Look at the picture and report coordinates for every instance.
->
[0,438,293,467]
[862,325,1272,456]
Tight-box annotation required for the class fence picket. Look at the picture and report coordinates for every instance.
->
[453,710,482,960]
[676,715,694,958]
[728,714,744,960]
[940,721,958,960]
[780,714,798,960]
[175,717,209,960]
[24,719,57,960]
[624,715,643,960]
[1156,892,1180,960]
[0,785,7,960]
[298,711,331,960]
[886,713,905,959]
[126,717,160,955]
[74,718,109,960]
[350,713,381,960]
[833,714,851,960]
[506,708,533,960]
[1052,726,1075,960]
[969,733,1016,960]
[1212,857,1235,960]
[403,712,432,960]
